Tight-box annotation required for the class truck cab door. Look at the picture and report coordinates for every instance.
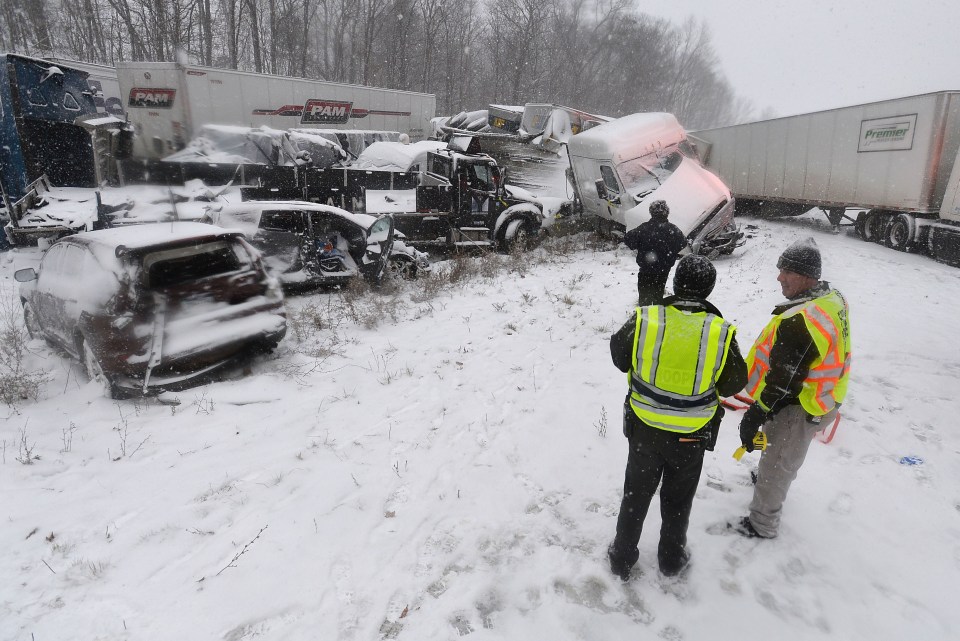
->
[455,160,496,225]
[360,215,395,284]
[596,165,627,223]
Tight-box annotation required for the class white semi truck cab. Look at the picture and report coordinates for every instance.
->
[566,112,740,255]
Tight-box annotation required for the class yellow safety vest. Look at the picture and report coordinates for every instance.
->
[745,290,852,416]
[629,305,736,433]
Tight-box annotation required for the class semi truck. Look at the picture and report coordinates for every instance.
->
[691,91,960,265]
[116,61,436,160]
[566,112,740,255]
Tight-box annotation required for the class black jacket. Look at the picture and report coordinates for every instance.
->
[752,282,834,415]
[623,217,689,275]
[610,296,748,398]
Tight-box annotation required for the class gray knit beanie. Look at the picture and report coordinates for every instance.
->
[777,237,821,279]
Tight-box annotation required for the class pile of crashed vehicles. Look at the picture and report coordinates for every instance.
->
[7,103,741,399]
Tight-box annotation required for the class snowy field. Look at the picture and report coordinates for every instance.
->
[2,211,959,641]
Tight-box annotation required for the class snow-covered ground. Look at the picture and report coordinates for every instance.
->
[2,210,958,641]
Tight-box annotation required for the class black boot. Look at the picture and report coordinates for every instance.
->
[658,547,690,577]
[607,542,640,581]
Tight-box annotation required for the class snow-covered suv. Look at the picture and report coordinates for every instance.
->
[15,222,287,398]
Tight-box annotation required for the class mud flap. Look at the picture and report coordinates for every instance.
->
[142,293,167,393]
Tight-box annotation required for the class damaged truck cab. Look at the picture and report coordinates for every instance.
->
[567,112,740,255]
[409,142,544,250]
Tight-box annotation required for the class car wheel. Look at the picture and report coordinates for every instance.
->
[22,302,42,339]
[81,335,116,399]
[388,255,417,280]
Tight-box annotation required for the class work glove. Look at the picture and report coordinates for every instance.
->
[738,404,768,452]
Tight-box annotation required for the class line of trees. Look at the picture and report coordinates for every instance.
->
[1,0,756,128]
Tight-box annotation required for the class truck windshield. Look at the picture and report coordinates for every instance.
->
[617,155,661,197]
[617,151,684,197]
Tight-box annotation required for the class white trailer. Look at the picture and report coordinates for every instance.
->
[116,62,435,160]
[691,91,960,264]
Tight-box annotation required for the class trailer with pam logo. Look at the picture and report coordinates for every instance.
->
[116,62,435,161]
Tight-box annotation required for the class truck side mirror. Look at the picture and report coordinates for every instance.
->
[595,178,608,201]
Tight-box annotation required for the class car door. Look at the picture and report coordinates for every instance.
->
[34,245,67,345]
[57,245,86,337]
[359,215,395,284]
[257,209,307,275]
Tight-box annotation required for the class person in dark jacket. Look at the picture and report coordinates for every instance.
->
[623,200,690,306]
[730,237,851,539]
[608,255,748,580]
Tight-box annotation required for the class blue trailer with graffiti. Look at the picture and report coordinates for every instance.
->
[0,53,100,204]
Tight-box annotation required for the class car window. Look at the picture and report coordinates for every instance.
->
[600,165,621,195]
[40,245,65,278]
[429,154,452,178]
[61,246,86,284]
[260,210,304,233]
[142,240,244,289]
[468,163,493,191]
[310,212,363,245]
[367,217,392,243]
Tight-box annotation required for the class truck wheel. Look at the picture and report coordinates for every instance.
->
[854,212,867,238]
[501,219,530,253]
[886,215,913,252]
[930,227,960,266]
[862,212,884,243]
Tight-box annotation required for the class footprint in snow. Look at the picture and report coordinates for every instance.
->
[828,492,853,515]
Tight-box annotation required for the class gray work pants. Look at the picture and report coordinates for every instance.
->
[748,404,837,538]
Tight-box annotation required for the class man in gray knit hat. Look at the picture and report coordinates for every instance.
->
[729,237,852,539]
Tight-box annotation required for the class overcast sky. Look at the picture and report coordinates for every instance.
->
[637,0,960,119]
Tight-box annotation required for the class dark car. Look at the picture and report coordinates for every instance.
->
[15,222,287,398]
[203,201,430,288]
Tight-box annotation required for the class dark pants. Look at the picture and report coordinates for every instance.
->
[610,407,706,574]
[637,271,670,306]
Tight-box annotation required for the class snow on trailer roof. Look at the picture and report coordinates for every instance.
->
[568,112,686,164]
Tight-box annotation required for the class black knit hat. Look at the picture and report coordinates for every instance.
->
[777,237,821,279]
[649,200,669,218]
[673,255,716,299]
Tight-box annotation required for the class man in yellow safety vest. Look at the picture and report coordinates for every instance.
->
[608,255,747,579]
[730,237,852,539]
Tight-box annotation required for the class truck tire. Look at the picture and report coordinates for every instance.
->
[929,227,960,266]
[885,215,913,252]
[854,212,867,238]
[862,211,884,243]
[501,219,530,253]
